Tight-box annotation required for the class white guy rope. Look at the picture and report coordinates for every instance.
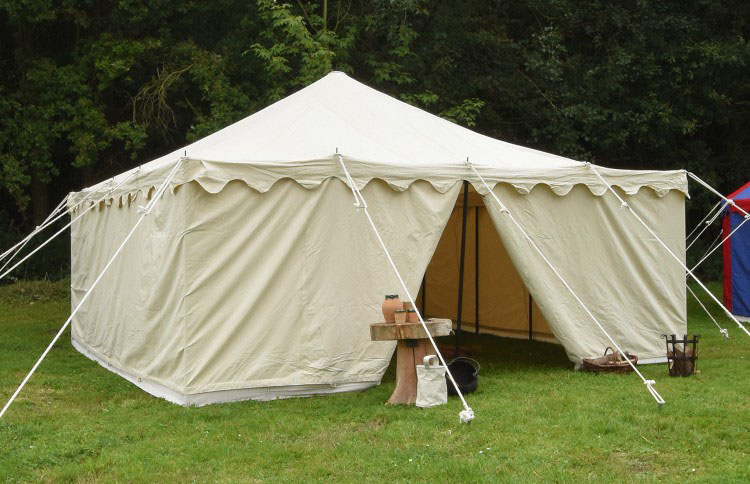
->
[0,208,65,274]
[589,164,750,337]
[468,161,665,405]
[0,194,68,260]
[0,159,182,419]
[694,230,722,269]
[687,284,728,339]
[688,172,750,218]
[335,154,475,424]
[690,216,750,274]
[0,171,139,283]
[0,195,73,275]
[686,200,727,251]
[0,194,70,265]
[686,200,721,242]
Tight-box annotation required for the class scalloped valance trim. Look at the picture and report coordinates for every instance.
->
[68,156,688,212]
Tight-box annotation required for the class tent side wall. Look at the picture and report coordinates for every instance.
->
[177,178,461,397]
[481,184,686,363]
[71,177,461,404]
[70,187,190,395]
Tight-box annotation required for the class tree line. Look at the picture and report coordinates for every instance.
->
[1,0,748,279]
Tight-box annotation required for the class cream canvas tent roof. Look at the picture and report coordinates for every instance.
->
[69,71,687,406]
[76,71,686,201]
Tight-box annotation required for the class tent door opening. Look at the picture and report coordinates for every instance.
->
[415,181,558,354]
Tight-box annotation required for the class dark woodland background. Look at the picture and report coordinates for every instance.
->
[1,1,748,280]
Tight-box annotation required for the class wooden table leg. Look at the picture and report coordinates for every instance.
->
[387,338,434,405]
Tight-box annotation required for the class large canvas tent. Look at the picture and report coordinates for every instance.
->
[69,72,687,406]
[723,182,750,321]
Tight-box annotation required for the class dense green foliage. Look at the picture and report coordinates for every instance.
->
[1,279,749,482]
[1,1,749,277]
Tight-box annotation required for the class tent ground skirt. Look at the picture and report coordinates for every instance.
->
[72,338,378,406]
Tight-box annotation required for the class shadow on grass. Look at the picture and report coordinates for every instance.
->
[381,331,572,385]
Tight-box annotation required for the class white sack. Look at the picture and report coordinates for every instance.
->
[416,355,447,408]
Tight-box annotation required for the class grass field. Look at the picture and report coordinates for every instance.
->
[0,279,748,483]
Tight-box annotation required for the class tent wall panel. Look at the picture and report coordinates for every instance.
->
[71,177,460,401]
[482,184,686,363]
[71,189,189,393]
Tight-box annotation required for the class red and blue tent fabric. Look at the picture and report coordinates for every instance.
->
[723,181,750,320]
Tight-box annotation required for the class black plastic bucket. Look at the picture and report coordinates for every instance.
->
[446,357,480,395]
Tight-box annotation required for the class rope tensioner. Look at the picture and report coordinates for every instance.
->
[687,200,728,252]
[459,408,475,424]
[687,200,720,241]
[689,172,750,218]
[690,215,750,274]
[0,193,69,264]
[337,153,474,424]
[644,380,665,405]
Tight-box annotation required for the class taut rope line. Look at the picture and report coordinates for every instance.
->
[336,153,475,424]
[469,160,665,405]
[0,159,183,418]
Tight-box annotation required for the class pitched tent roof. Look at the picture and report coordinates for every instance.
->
[75,71,687,201]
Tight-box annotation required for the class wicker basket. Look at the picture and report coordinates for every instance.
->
[582,347,638,373]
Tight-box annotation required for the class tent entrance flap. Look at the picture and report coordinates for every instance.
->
[416,182,556,347]
[418,177,687,370]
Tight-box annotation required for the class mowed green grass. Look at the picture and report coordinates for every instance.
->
[0,280,748,483]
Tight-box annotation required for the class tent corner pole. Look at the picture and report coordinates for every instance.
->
[456,180,469,357]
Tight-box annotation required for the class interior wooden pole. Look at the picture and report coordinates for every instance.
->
[475,206,480,334]
[528,293,533,341]
[420,275,426,316]
[455,180,469,356]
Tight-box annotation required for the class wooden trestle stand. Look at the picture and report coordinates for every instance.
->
[369,318,452,405]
